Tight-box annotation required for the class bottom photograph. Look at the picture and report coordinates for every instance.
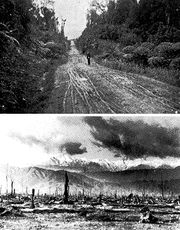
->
[0,115,180,230]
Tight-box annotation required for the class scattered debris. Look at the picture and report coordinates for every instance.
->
[0,206,24,217]
[140,206,159,223]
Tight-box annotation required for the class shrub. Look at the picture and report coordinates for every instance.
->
[98,53,111,59]
[122,45,136,54]
[173,30,180,43]
[119,32,140,46]
[100,57,180,88]
[171,43,180,58]
[122,53,134,62]
[112,50,125,59]
[133,46,151,65]
[141,42,155,50]
[0,23,20,55]
[170,58,180,70]
[154,42,173,58]
[44,42,66,55]
[148,56,170,68]
[154,42,180,59]
[38,47,51,56]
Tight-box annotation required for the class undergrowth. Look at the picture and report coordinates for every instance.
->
[1,49,68,113]
[95,57,180,88]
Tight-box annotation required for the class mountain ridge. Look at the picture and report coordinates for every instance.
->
[0,160,179,195]
[39,156,176,173]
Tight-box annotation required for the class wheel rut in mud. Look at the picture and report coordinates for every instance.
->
[46,42,180,114]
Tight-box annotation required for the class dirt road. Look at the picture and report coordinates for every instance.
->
[46,42,180,113]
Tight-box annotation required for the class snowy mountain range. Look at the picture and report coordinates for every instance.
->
[0,155,179,195]
[38,155,174,173]
[41,156,122,172]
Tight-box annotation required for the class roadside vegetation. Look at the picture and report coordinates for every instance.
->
[0,0,69,113]
[76,0,180,88]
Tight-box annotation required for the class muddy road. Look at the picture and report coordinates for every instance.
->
[46,42,180,114]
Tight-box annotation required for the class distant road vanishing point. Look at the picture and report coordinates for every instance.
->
[46,41,180,114]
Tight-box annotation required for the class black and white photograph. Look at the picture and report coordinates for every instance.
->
[0,0,180,113]
[0,115,180,229]
[0,0,180,229]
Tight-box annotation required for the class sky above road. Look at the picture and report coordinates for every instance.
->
[36,0,141,39]
[53,0,140,39]
[1,115,180,168]
[54,0,91,39]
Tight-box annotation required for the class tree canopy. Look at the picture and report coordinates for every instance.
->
[0,0,68,113]
[80,0,180,46]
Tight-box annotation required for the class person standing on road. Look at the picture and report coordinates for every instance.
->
[87,51,91,65]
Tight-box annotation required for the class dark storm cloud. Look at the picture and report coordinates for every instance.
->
[11,133,87,155]
[60,142,87,155]
[84,117,180,159]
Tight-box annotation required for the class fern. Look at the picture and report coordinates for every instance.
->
[0,31,20,46]
[0,22,9,31]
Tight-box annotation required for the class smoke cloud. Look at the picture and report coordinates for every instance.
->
[84,117,180,160]
[60,142,87,155]
[12,133,87,156]
[11,134,47,148]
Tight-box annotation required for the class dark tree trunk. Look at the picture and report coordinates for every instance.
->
[64,171,69,204]
[11,181,13,195]
[30,188,35,209]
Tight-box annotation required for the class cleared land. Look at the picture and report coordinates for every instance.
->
[0,209,179,230]
[46,42,180,114]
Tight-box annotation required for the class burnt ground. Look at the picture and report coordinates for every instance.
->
[0,198,180,230]
[0,211,179,230]
[46,42,180,114]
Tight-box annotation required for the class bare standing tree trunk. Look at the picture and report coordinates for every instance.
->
[11,180,13,195]
[160,170,164,199]
[6,164,9,195]
[30,189,35,209]
[64,171,69,204]
[26,186,28,195]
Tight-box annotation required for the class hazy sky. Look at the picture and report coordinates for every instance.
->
[41,0,140,39]
[54,0,91,39]
[1,115,180,168]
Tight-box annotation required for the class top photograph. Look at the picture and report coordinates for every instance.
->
[1,0,180,114]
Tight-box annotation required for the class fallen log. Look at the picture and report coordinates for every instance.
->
[21,206,93,214]
[124,204,175,209]
[95,206,133,213]
[152,210,180,215]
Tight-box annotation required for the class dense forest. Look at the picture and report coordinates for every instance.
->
[76,0,180,87]
[0,0,69,113]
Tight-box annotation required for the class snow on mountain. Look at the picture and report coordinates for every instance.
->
[40,155,176,173]
[0,161,179,195]
[42,156,123,172]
